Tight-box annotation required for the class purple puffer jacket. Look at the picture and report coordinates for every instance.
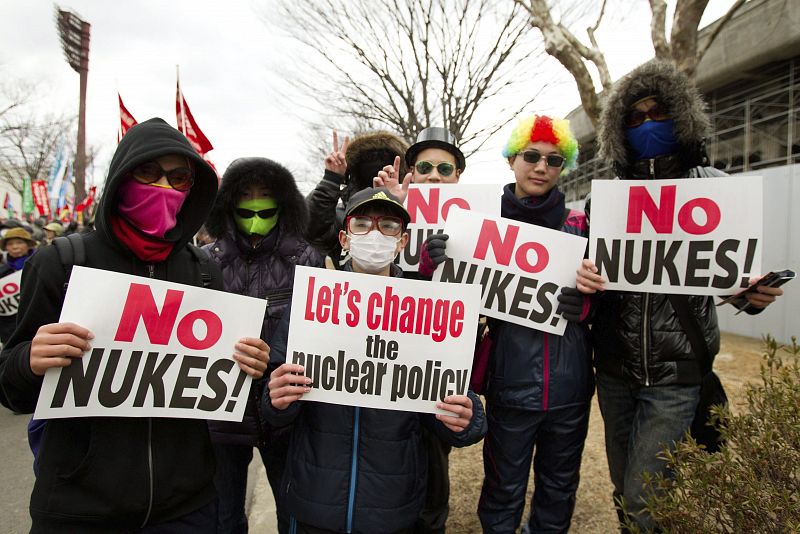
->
[204,227,323,446]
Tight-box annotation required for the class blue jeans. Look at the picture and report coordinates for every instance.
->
[213,435,290,534]
[596,372,700,530]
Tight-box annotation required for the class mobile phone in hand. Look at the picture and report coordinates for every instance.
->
[718,269,795,313]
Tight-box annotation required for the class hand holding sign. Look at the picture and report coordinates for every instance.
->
[324,131,349,176]
[576,259,605,294]
[268,363,312,410]
[373,156,412,203]
[435,394,474,432]
[233,337,270,378]
[30,322,94,376]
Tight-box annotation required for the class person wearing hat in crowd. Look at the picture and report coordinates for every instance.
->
[419,115,594,533]
[0,117,269,532]
[0,227,38,344]
[373,126,466,533]
[574,60,783,530]
[203,157,323,534]
[42,222,64,245]
[305,131,408,267]
[263,187,487,534]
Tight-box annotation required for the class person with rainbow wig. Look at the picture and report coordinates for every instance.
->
[420,114,594,533]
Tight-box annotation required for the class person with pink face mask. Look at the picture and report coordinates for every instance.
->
[0,118,269,533]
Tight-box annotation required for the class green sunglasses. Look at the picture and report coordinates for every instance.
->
[415,161,455,177]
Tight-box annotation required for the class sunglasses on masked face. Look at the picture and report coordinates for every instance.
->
[132,161,194,191]
[235,207,279,219]
[626,102,672,128]
[415,161,455,177]
[520,150,565,168]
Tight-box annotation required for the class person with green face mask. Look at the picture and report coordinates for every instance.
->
[204,157,324,534]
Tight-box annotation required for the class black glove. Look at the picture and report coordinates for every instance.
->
[556,286,585,322]
[425,233,449,267]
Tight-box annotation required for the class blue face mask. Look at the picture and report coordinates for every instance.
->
[625,119,679,159]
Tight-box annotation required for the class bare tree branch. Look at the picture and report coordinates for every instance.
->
[670,0,710,77]
[696,0,747,65]
[649,0,670,60]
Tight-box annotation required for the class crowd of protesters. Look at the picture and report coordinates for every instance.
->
[0,59,786,534]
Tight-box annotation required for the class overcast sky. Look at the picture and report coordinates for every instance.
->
[0,0,738,195]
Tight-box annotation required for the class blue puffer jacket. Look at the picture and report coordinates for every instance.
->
[485,184,594,411]
[262,265,487,533]
[203,157,324,446]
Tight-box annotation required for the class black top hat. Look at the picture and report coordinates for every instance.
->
[405,127,466,171]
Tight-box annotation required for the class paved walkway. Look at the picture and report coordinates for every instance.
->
[245,457,279,533]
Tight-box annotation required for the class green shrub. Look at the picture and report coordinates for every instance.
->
[628,336,800,533]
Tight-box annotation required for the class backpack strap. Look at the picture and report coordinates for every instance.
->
[53,233,86,291]
[187,243,212,289]
[667,294,712,376]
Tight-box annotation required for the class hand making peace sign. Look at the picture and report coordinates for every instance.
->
[324,130,350,176]
[373,155,413,203]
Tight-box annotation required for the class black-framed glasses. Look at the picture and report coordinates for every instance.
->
[520,150,565,168]
[346,215,403,236]
[132,161,194,191]
[415,161,455,177]
[235,207,279,219]
[626,102,672,128]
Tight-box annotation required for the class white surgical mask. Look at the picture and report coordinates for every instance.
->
[347,231,399,273]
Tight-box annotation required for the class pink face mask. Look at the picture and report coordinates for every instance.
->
[117,178,189,238]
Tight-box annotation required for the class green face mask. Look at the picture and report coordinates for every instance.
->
[234,198,279,236]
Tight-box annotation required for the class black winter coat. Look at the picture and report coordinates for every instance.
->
[0,118,221,533]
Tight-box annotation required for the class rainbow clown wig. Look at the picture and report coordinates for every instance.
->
[502,114,579,174]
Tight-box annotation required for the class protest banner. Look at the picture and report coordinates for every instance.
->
[34,266,267,421]
[588,177,763,295]
[400,183,501,271]
[286,265,481,414]
[434,209,587,336]
[0,270,23,317]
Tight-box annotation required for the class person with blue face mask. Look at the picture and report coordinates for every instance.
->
[575,61,783,531]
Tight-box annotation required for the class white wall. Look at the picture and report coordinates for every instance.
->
[716,164,800,344]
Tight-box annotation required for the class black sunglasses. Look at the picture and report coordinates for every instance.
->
[520,150,565,168]
[415,161,455,177]
[626,102,672,128]
[235,207,279,219]
[132,161,194,191]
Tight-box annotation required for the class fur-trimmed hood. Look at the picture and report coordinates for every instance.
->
[206,157,307,239]
[599,60,710,170]
[343,131,408,198]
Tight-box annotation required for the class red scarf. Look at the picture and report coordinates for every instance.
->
[110,214,175,262]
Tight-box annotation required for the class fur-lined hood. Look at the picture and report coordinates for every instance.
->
[599,60,710,169]
[206,157,307,239]
[343,131,409,198]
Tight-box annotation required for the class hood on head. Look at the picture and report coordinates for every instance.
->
[96,117,218,249]
[206,157,307,239]
[598,60,710,170]
[344,131,409,196]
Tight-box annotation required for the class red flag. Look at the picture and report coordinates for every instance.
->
[118,93,138,143]
[31,180,52,218]
[176,79,213,156]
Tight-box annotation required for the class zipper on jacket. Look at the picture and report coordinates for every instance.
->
[642,293,651,386]
[141,264,156,527]
[346,407,361,534]
[649,158,655,178]
[542,333,550,411]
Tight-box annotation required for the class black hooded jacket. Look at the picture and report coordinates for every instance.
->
[204,157,323,446]
[590,61,726,386]
[0,118,222,532]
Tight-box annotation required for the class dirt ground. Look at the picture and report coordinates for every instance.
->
[446,332,767,533]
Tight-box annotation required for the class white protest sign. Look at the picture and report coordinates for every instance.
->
[588,177,762,295]
[286,265,481,414]
[0,270,22,317]
[434,209,587,336]
[35,266,267,421]
[399,184,501,271]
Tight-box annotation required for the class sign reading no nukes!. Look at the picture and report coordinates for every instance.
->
[0,270,22,317]
[34,266,267,421]
[588,177,763,295]
[434,209,587,336]
[399,184,501,271]
[287,266,481,414]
